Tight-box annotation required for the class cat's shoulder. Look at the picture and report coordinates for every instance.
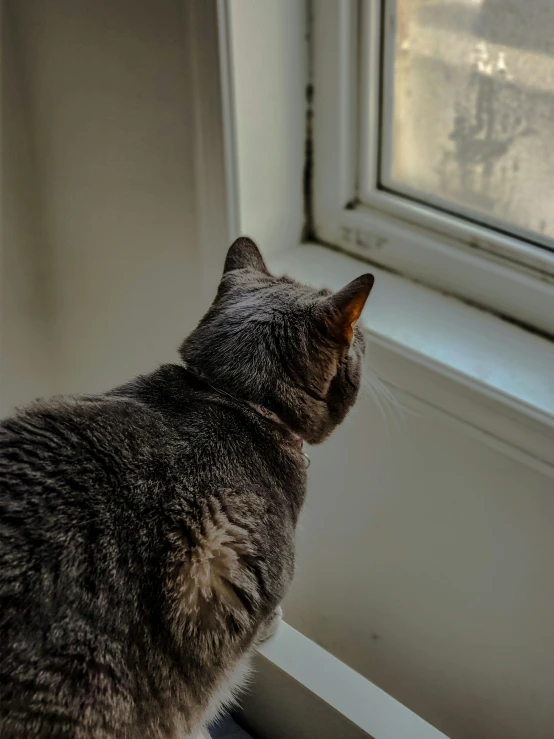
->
[0,391,173,450]
[3,392,142,425]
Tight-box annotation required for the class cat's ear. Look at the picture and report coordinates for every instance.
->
[320,274,375,344]
[223,237,269,275]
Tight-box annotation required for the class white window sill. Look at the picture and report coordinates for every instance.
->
[267,244,554,477]
[239,622,449,739]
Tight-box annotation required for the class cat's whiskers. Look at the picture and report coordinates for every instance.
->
[361,367,410,434]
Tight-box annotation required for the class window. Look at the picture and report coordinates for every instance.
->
[313,0,554,335]
[382,0,554,246]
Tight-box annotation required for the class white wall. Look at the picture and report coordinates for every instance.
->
[229,0,307,256]
[1,5,53,415]
[7,0,204,397]
[284,394,554,739]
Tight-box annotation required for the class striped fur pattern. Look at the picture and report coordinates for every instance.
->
[0,238,371,737]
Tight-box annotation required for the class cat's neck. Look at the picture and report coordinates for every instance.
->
[182,363,309,466]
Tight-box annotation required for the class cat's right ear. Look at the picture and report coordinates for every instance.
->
[223,237,269,275]
[320,274,375,344]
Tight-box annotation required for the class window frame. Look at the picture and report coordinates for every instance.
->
[376,0,554,258]
[312,0,554,336]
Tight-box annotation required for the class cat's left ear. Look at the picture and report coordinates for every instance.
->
[320,274,375,344]
[223,237,269,275]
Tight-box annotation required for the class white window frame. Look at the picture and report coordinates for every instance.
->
[313,0,554,336]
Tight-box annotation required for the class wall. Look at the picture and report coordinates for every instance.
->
[284,393,554,739]
[229,0,306,256]
[1,5,53,415]
[7,0,203,397]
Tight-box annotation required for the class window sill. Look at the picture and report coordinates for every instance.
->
[239,622,448,739]
[267,244,554,476]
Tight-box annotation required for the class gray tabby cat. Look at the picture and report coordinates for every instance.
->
[0,238,374,739]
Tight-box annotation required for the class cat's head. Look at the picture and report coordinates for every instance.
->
[179,238,374,444]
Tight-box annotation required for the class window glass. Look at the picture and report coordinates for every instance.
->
[382,0,554,245]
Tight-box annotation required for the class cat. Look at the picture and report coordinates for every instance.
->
[0,237,374,739]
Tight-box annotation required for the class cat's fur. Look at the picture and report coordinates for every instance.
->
[0,238,373,738]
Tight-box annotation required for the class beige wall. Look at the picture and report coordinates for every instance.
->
[5,0,203,398]
[1,4,53,415]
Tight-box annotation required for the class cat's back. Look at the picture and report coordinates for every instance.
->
[0,395,178,552]
[0,391,182,604]
[0,394,184,737]
[0,390,186,500]
[1,391,179,477]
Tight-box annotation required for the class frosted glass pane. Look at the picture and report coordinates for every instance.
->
[385,0,554,244]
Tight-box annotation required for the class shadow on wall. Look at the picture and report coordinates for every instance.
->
[2,0,204,410]
[1,2,53,415]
